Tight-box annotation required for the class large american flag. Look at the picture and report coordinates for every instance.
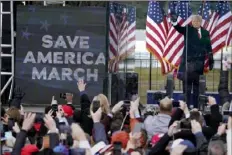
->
[210,1,232,54]
[198,1,232,70]
[163,1,192,69]
[146,1,171,74]
[108,2,136,73]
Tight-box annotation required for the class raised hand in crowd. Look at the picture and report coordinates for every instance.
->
[19,105,25,116]
[12,122,20,134]
[191,120,202,134]
[179,100,189,114]
[126,132,142,151]
[71,123,87,142]
[77,79,86,92]
[168,121,179,136]
[1,114,9,125]
[228,116,232,130]
[179,100,187,111]
[170,144,187,155]
[22,112,36,131]
[43,114,57,133]
[90,107,102,123]
[217,124,227,136]
[208,96,217,106]
[130,97,140,113]
[111,101,124,114]
[51,96,58,105]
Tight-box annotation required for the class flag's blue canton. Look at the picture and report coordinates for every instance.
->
[128,6,136,24]
[217,1,231,18]
[169,1,178,14]
[198,2,211,21]
[110,2,126,24]
[148,1,164,24]
[177,1,192,20]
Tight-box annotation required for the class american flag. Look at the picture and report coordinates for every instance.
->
[210,1,232,54]
[163,1,192,69]
[108,2,136,73]
[146,1,171,74]
[198,1,212,30]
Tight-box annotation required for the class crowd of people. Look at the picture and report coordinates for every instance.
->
[1,63,232,155]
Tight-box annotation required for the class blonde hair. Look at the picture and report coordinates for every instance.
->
[192,15,202,22]
[90,94,110,114]
[159,97,173,113]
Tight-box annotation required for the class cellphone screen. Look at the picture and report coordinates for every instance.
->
[92,100,100,113]
[5,131,12,138]
[8,119,15,130]
[113,142,122,151]
[52,104,58,112]
[172,101,180,107]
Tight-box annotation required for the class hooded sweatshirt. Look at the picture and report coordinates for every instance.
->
[144,113,171,140]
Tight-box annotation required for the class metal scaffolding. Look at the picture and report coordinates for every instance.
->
[0,1,14,100]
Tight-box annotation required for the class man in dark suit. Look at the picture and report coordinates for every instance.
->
[171,14,214,108]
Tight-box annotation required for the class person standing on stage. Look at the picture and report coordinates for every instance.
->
[171,14,214,108]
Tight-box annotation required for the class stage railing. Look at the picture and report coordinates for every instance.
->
[119,58,229,104]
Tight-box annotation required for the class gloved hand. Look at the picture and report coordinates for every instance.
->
[208,53,214,70]
[13,86,25,100]
[170,12,178,22]
[10,86,25,109]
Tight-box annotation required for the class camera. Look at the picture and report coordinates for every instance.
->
[223,110,232,116]
[60,93,73,99]
[60,93,66,99]
[176,119,192,130]
[198,95,208,111]
[199,95,208,103]
[51,104,58,112]
[172,101,180,107]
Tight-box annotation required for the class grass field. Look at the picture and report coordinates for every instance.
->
[134,67,225,104]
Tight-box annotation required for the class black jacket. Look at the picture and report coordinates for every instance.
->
[174,24,213,75]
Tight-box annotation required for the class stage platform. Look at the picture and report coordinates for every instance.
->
[147,90,232,105]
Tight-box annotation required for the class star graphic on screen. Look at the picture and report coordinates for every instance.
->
[21,27,32,40]
[60,13,69,25]
[28,5,36,12]
[40,20,50,31]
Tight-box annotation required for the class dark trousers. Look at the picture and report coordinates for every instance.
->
[182,72,200,108]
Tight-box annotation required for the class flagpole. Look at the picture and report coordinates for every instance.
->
[149,53,152,90]
[220,48,223,71]
[104,2,111,102]
[185,1,189,105]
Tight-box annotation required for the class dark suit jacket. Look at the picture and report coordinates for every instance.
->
[174,24,213,75]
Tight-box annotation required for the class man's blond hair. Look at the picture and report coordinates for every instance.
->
[159,97,173,113]
[192,15,202,22]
